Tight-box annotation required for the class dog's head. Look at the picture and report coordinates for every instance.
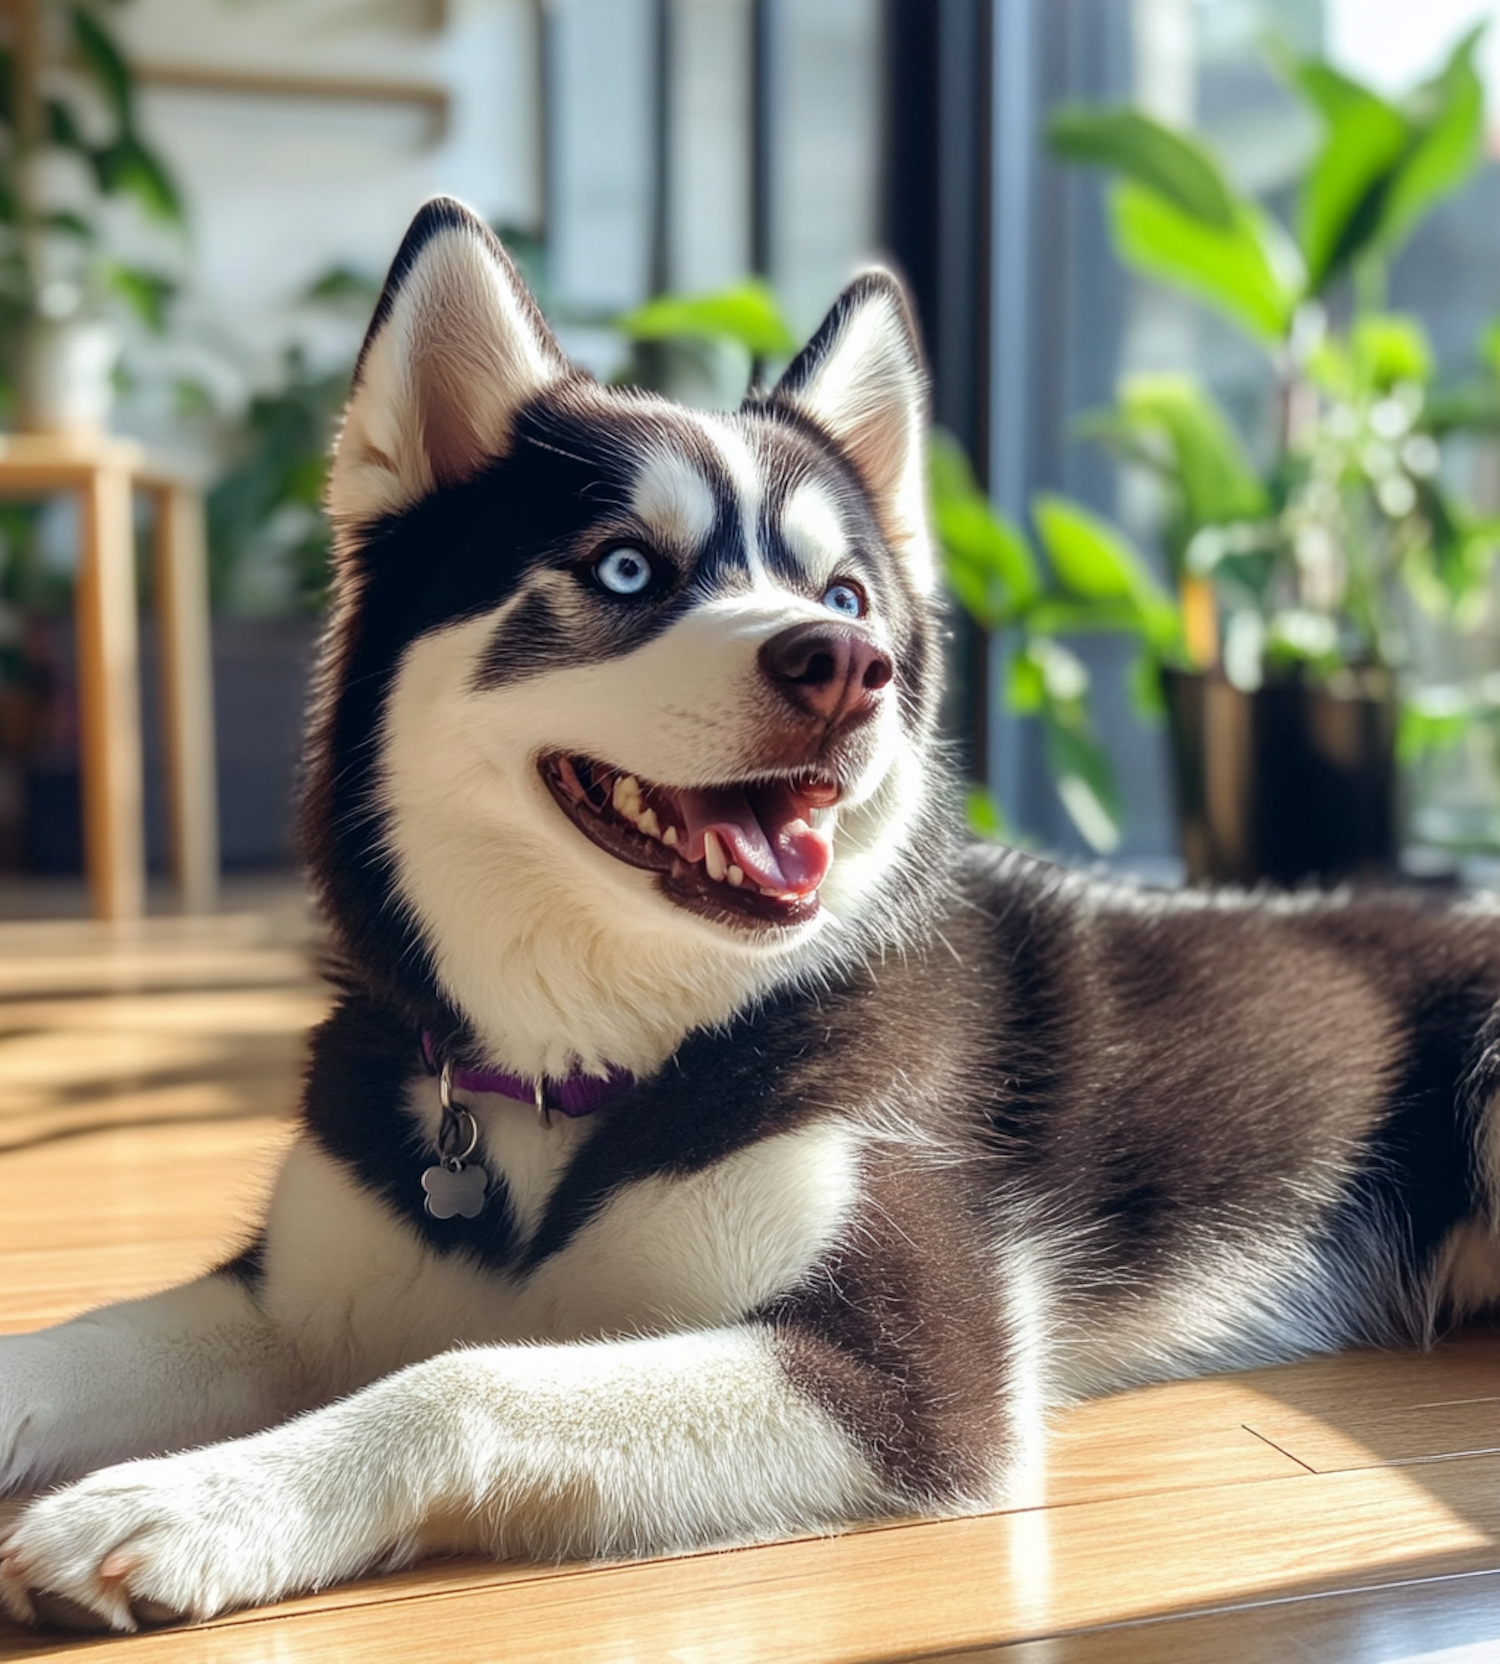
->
[304,197,954,1077]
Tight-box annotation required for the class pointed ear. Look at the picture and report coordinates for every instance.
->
[768,271,933,589]
[327,197,570,527]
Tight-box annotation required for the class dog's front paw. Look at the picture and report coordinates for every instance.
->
[0,1449,305,1632]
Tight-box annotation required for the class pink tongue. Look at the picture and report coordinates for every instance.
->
[677,781,833,896]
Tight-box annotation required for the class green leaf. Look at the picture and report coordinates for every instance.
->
[615,280,797,357]
[45,97,87,152]
[72,5,133,127]
[1482,316,1500,379]
[941,501,1038,627]
[1377,26,1485,257]
[92,133,183,222]
[302,265,381,308]
[1113,374,1269,527]
[1042,710,1122,854]
[1006,645,1046,714]
[966,786,1008,842]
[1129,649,1167,718]
[104,262,175,330]
[1290,28,1485,292]
[1033,495,1139,601]
[1406,486,1500,616]
[1046,106,1238,228]
[1030,493,1154,601]
[1034,495,1183,654]
[43,209,94,242]
[1024,596,1164,636]
[1110,180,1297,342]
[929,431,1040,626]
[1350,313,1433,389]
[1399,690,1470,762]
[1292,63,1408,292]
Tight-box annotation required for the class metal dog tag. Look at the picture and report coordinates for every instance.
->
[423,1058,489,1219]
[422,1159,489,1220]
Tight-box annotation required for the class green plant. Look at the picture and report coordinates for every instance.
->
[932,28,1500,852]
[204,267,379,613]
[0,1,185,403]
[0,0,188,759]
[932,433,1178,850]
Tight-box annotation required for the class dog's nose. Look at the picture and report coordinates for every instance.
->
[759,622,894,725]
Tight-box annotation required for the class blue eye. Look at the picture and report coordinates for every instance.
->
[822,582,864,619]
[595,546,653,596]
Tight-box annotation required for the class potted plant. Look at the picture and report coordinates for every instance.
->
[0,0,185,871]
[1008,29,1500,884]
[934,31,1500,882]
[1,0,184,432]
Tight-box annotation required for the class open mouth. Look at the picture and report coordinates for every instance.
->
[540,752,840,929]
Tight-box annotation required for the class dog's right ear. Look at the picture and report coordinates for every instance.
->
[326,197,570,529]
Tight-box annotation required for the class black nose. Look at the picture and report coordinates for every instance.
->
[758,622,894,725]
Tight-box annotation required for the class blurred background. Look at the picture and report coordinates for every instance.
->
[6,0,1500,912]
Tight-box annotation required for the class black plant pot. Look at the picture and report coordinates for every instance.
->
[1162,668,1399,887]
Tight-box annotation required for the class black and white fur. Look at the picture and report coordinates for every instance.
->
[4,197,1500,1631]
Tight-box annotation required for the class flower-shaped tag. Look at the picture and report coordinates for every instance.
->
[422,1161,488,1220]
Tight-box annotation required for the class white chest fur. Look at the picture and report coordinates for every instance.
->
[258,1107,864,1394]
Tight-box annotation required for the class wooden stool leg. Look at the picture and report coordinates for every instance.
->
[152,483,219,912]
[75,466,145,921]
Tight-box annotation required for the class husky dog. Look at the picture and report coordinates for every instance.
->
[4,196,1500,1631]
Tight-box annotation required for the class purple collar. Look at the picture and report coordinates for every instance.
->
[422,1033,634,1119]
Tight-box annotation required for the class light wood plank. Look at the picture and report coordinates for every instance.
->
[150,483,219,914]
[1247,1396,1500,1473]
[0,987,324,1152]
[3,1456,1500,1663]
[0,1238,228,1331]
[0,433,146,489]
[136,62,451,142]
[0,906,316,999]
[74,464,144,921]
[1042,1374,1307,1505]
[1230,1333,1500,1418]
[0,1118,289,1257]
[952,1569,1500,1661]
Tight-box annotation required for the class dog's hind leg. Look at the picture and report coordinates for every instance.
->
[0,1253,305,1496]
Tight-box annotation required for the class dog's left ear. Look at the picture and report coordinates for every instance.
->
[327,196,571,528]
[767,271,933,589]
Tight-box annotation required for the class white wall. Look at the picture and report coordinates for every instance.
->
[101,0,883,463]
[109,0,540,456]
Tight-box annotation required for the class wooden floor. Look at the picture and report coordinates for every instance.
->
[2,897,1500,1662]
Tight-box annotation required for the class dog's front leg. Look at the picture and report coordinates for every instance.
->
[0,1323,896,1630]
[0,1266,304,1497]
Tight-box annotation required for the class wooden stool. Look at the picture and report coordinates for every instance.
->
[0,433,219,920]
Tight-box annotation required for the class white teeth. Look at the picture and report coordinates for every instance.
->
[727,864,744,887]
[638,807,661,839]
[703,830,728,882]
[612,774,644,822]
[662,825,679,848]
